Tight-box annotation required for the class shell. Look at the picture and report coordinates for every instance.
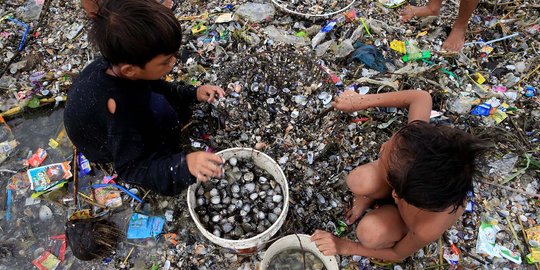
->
[195,157,284,240]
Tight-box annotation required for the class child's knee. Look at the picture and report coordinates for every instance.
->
[346,163,382,195]
[356,215,392,249]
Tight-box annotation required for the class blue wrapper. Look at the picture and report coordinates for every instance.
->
[471,103,492,116]
[127,213,165,239]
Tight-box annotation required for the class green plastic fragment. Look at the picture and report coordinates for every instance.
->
[440,68,458,79]
[295,31,307,37]
[402,50,431,62]
[335,220,348,236]
[27,96,40,108]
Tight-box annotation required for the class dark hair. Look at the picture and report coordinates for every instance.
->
[89,0,182,68]
[387,121,488,213]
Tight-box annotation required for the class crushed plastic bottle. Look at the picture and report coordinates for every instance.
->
[264,26,307,45]
[312,20,337,48]
[488,153,519,180]
[448,95,475,115]
[315,40,334,57]
[335,39,355,58]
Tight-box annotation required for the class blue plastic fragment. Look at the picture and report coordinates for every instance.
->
[470,103,491,116]
[525,85,537,97]
[321,20,337,33]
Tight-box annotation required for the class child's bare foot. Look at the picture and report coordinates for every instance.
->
[345,195,374,225]
[400,5,440,22]
[442,25,466,52]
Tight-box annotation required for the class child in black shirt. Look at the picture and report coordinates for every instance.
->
[65,0,225,195]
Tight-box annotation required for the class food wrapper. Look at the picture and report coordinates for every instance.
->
[496,245,522,264]
[443,247,460,265]
[476,222,499,257]
[127,213,165,239]
[27,162,72,192]
[0,140,18,164]
[26,148,48,167]
[32,251,60,270]
[525,226,540,263]
[94,186,122,208]
[48,235,66,262]
[7,172,30,190]
[476,221,523,264]
[526,250,540,264]
[68,209,93,221]
[526,226,540,247]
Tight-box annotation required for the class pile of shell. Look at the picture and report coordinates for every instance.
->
[194,157,284,240]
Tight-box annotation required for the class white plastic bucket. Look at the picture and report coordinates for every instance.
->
[187,148,289,253]
[260,234,339,270]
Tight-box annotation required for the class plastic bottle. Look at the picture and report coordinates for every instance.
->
[311,20,337,48]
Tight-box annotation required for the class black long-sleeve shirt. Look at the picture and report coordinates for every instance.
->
[64,59,197,196]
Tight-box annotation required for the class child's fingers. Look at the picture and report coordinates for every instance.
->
[198,167,214,179]
[206,154,225,165]
[196,173,210,182]
[205,162,223,177]
[216,88,226,98]
[201,155,224,177]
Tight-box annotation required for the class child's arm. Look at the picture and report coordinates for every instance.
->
[311,229,432,261]
[153,80,198,105]
[332,90,432,123]
[153,81,225,104]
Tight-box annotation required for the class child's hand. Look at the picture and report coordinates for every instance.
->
[311,229,348,256]
[196,85,225,103]
[332,90,367,113]
[186,152,225,182]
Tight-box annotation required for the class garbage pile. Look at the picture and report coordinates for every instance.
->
[0,0,539,269]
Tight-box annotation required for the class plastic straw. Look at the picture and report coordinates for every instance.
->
[464,32,520,46]
[6,18,30,51]
[92,183,144,203]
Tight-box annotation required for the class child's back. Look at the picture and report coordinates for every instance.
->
[311,90,487,261]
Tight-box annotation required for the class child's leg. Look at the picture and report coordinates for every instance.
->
[400,0,443,22]
[345,160,392,225]
[442,0,480,51]
[356,205,407,249]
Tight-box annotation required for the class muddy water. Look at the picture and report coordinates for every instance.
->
[0,107,77,269]
[267,249,326,270]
